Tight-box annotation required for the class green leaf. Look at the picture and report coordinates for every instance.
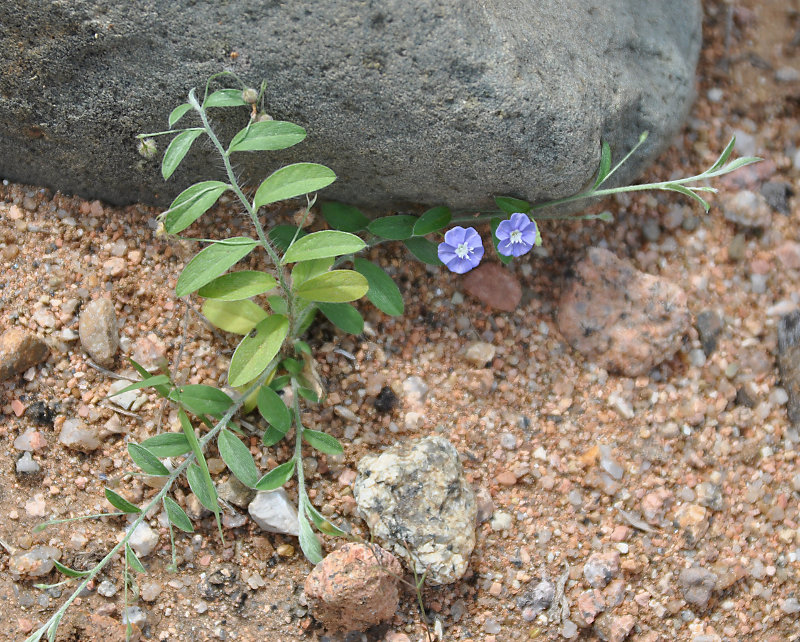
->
[228,120,306,153]
[254,163,337,209]
[229,315,289,387]
[404,237,443,266]
[140,432,192,457]
[202,298,268,335]
[257,381,292,434]
[413,206,451,236]
[269,225,307,251]
[127,443,170,476]
[267,295,289,316]
[176,237,258,297]
[196,271,277,300]
[367,215,418,240]
[321,202,370,233]
[495,196,531,215]
[162,129,203,180]
[353,258,403,316]
[104,488,140,514]
[129,358,171,396]
[254,458,296,491]
[317,302,364,335]
[707,137,736,173]
[109,374,171,397]
[187,463,219,513]
[298,513,322,564]
[269,375,291,391]
[294,270,369,303]
[490,218,513,264]
[262,426,287,448]
[704,155,763,178]
[303,429,344,455]
[53,560,91,579]
[305,499,347,537]
[292,258,334,288]
[294,340,311,356]
[283,230,366,264]
[169,385,234,417]
[661,183,710,212]
[593,141,612,189]
[168,103,193,127]
[297,387,320,403]
[281,357,303,375]
[125,543,146,574]
[203,88,247,107]
[164,181,230,235]
[217,429,260,487]
[163,497,194,533]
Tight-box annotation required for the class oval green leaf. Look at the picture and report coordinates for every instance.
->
[104,488,140,514]
[321,202,369,233]
[303,429,344,455]
[292,258,333,287]
[495,196,531,216]
[413,206,451,236]
[228,120,306,153]
[269,225,307,251]
[257,385,292,434]
[202,298,268,335]
[169,385,234,417]
[367,215,418,240]
[197,271,277,300]
[218,429,260,488]
[228,315,289,387]
[254,163,337,209]
[53,560,91,579]
[127,443,170,476]
[176,237,258,298]
[317,302,364,335]
[404,237,443,266]
[293,270,368,303]
[298,513,322,564]
[125,544,146,573]
[162,129,203,180]
[203,88,247,107]
[187,463,219,514]
[353,258,403,316]
[283,230,366,264]
[140,432,192,457]
[163,496,194,533]
[168,103,193,127]
[254,458,296,491]
[164,181,230,234]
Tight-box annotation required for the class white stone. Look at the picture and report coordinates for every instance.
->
[128,522,159,557]
[248,488,299,536]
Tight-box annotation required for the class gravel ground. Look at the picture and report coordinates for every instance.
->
[1,1,800,641]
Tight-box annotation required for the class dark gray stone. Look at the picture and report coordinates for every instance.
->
[1,1,701,211]
[778,310,800,428]
[696,310,723,357]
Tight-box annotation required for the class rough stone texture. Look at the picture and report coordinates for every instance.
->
[583,551,621,589]
[0,1,701,211]
[678,567,717,609]
[248,488,300,536]
[9,546,62,578]
[463,263,522,312]
[721,190,772,228]
[778,310,800,428]
[79,298,119,366]
[58,418,101,452]
[0,328,49,381]
[557,247,691,376]
[353,435,476,585]
[696,309,723,357]
[304,543,403,633]
[127,522,159,558]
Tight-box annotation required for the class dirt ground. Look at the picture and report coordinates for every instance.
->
[1,0,799,640]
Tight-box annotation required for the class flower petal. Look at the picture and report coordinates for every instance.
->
[443,226,468,247]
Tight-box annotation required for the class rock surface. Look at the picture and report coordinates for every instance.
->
[778,310,800,428]
[353,435,476,585]
[248,488,300,536]
[59,418,101,452]
[557,247,691,376]
[463,263,522,311]
[0,1,701,211]
[0,328,49,381]
[304,543,403,633]
[79,298,119,366]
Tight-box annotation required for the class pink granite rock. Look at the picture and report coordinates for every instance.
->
[462,263,522,312]
[304,542,403,633]
[557,247,690,376]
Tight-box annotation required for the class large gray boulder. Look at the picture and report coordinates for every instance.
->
[0,1,701,211]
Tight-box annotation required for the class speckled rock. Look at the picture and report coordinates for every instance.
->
[354,435,477,585]
[696,309,723,357]
[557,247,690,376]
[58,418,101,452]
[721,189,772,228]
[778,310,800,428]
[79,298,119,366]
[583,551,621,588]
[0,328,49,381]
[304,543,403,633]
[128,522,159,557]
[463,263,522,312]
[678,566,717,609]
[9,546,62,578]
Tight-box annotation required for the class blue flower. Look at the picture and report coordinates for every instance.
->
[495,212,537,257]
[438,226,485,274]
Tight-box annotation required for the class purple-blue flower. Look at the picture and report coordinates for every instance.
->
[438,226,485,274]
[496,212,538,257]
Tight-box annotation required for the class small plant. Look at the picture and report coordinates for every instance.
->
[25,72,759,642]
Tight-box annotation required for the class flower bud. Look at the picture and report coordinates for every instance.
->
[242,87,258,104]
[255,112,274,123]
[137,137,158,159]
